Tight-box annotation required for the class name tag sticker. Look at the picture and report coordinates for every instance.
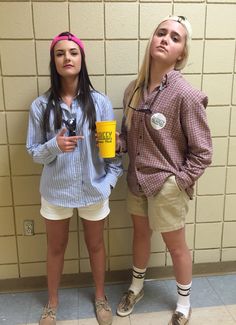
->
[150,113,166,130]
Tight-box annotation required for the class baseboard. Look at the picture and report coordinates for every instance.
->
[1,261,236,293]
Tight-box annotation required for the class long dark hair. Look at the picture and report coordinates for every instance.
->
[43,32,96,135]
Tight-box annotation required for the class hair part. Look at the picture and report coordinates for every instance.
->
[43,32,96,135]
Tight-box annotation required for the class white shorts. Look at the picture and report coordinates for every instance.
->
[40,197,110,221]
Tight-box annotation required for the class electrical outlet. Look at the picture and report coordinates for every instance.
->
[23,220,34,236]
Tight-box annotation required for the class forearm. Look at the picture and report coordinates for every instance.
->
[176,146,213,190]
[27,136,62,165]
[104,156,123,187]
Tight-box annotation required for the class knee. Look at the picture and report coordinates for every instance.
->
[86,237,104,254]
[48,237,69,256]
[169,247,182,259]
[168,245,189,260]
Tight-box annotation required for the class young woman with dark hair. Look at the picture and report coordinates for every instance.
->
[27,32,122,325]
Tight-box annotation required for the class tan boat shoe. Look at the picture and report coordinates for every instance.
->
[95,296,113,325]
[39,305,56,325]
[168,308,192,325]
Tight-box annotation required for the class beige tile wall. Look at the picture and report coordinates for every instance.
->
[0,0,236,280]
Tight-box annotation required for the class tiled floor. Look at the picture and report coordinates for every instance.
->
[0,274,236,324]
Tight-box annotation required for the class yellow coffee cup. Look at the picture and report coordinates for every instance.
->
[96,120,116,158]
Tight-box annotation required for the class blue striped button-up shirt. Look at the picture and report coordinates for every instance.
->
[26,91,123,208]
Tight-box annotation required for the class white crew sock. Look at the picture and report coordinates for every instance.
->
[129,266,146,295]
[176,281,192,318]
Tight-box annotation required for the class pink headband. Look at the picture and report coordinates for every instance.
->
[50,33,85,51]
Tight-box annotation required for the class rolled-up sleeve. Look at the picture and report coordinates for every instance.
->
[26,100,62,165]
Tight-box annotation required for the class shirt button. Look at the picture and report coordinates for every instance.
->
[137,168,140,171]
[137,152,140,155]
[139,136,142,139]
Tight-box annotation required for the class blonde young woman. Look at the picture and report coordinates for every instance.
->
[27,32,122,325]
[116,16,212,325]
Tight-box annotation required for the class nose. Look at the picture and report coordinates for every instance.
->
[64,52,71,61]
[160,36,168,45]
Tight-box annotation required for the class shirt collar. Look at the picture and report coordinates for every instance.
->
[165,69,182,86]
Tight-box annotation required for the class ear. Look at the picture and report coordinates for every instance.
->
[177,48,186,62]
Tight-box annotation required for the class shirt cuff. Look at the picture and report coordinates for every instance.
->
[175,172,193,190]
[106,173,118,189]
[46,136,63,155]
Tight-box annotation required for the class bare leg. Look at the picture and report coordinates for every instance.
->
[82,218,106,299]
[45,218,70,308]
[116,215,152,316]
[161,227,192,284]
[131,214,152,268]
[162,227,192,320]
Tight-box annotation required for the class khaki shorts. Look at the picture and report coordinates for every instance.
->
[127,175,190,233]
[40,197,110,221]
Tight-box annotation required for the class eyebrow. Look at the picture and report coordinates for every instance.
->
[157,28,182,38]
[55,48,79,52]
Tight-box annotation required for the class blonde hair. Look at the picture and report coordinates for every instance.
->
[125,15,192,129]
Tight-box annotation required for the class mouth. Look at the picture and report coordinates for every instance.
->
[64,64,74,68]
[157,46,167,52]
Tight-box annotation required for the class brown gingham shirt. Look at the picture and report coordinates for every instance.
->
[120,70,213,199]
